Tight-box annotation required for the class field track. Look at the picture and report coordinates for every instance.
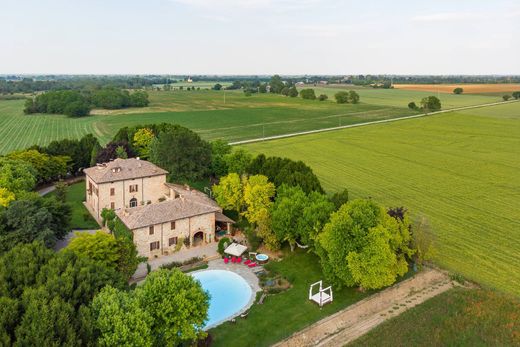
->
[230,99,519,145]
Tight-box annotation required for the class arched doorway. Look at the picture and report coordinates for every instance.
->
[129,198,138,208]
[193,230,204,246]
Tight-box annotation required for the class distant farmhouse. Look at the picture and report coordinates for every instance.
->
[84,158,233,258]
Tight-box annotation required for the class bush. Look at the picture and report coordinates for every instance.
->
[218,237,231,255]
[334,91,349,104]
[512,91,520,99]
[503,94,512,101]
[453,87,463,94]
[408,101,418,110]
[300,89,316,100]
[318,94,328,101]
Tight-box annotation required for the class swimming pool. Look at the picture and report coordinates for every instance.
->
[191,270,253,329]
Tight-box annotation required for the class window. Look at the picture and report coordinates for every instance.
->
[169,237,178,246]
[110,188,115,196]
[171,221,176,230]
[129,184,138,193]
[149,226,154,235]
[110,202,115,209]
[150,241,160,251]
[129,198,138,208]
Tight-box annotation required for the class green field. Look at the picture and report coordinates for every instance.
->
[244,102,520,295]
[309,84,503,108]
[0,87,500,154]
[350,287,520,346]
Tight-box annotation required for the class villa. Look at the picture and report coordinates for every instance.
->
[84,158,234,258]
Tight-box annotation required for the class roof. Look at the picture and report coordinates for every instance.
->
[165,183,220,209]
[215,212,235,224]
[84,158,168,184]
[116,198,220,230]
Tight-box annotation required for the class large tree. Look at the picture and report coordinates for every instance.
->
[132,127,155,159]
[93,269,209,346]
[67,231,139,279]
[210,139,232,177]
[224,148,253,175]
[420,96,441,112]
[316,199,414,289]
[149,126,212,182]
[212,173,244,217]
[0,158,37,194]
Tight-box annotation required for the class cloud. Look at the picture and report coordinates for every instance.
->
[171,0,324,12]
[412,12,484,22]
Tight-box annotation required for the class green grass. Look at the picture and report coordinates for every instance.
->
[210,249,373,347]
[244,102,520,296]
[349,287,520,346]
[0,88,497,154]
[46,181,100,230]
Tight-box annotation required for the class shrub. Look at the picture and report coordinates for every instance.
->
[218,237,231,255]
[334,91,349,104]
[300,89,316,100]
[512,91,520,99]
[318,94,328,101]
[503,94,512,101]
[453,87,463,94]
[408,101,418,110]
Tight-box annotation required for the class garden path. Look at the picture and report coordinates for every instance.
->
[274,268,453,347]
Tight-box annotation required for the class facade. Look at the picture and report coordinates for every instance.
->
[84,158,233,258]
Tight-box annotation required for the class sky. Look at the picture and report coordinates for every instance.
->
[0,0,519,75]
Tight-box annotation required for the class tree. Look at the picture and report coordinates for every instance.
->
[96,141,136,163]
[0,196,71,251]
[411,216,436,269]
[269,75,285,94]
[453,87,463,94]
[271,185,307,251]
[135,269,209,346]
[224,148,253,175]
[7,150,69,183]
[247,154,324,194]
[64,100,90,117]
[0,158,37,194]
[67,231,139,279]
[129,91,150,107]
[115,146,128,159]
[210,140,232,177]
[258,83,267,93]
[54,181,68,203]
[132,128,155,159]
[348,90,360,104]
[334,91,350,104]
[0,188,15,207]
[408,101,418,110]
[212,173,244,217]
[318,94,328,101]
[316,199,414,289]
[212,83,222,91]
[149,126,212,182]
[288,86,298,97]
[503,94,512,101]
[242,175,275,228]
[512,91,520,99]
[330,188,349,210]
[300,89,316,100]
[420,96,441,112]
[91,286,153,347]
[280,87,289,96]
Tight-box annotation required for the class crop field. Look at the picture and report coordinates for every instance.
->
[309,84,504,108]
[244,102,520,295]
[350,288,520,346]
[393,83,520,94]
[0,87,508,154]
[0,90,417,153]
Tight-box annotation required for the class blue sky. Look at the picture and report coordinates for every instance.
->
[1,0,518,74]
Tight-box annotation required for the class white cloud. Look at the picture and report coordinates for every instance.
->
[412,12,484,22]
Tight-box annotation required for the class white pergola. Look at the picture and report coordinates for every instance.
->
[224,243,247,257]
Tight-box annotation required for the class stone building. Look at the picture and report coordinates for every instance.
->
[84,158,233,258]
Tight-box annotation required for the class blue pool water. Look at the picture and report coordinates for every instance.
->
[191,270,253,328]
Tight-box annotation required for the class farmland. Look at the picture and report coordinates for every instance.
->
[393,83,520,94]
[244,102,520,295]
[350,288,520,346]
[0,87,506,154]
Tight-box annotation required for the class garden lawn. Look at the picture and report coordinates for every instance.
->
[210,249,373,347]
[46,181,99,230]
[350,287,520,346]
[244,102,520,296]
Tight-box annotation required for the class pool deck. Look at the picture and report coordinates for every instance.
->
[192,258,263,329]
